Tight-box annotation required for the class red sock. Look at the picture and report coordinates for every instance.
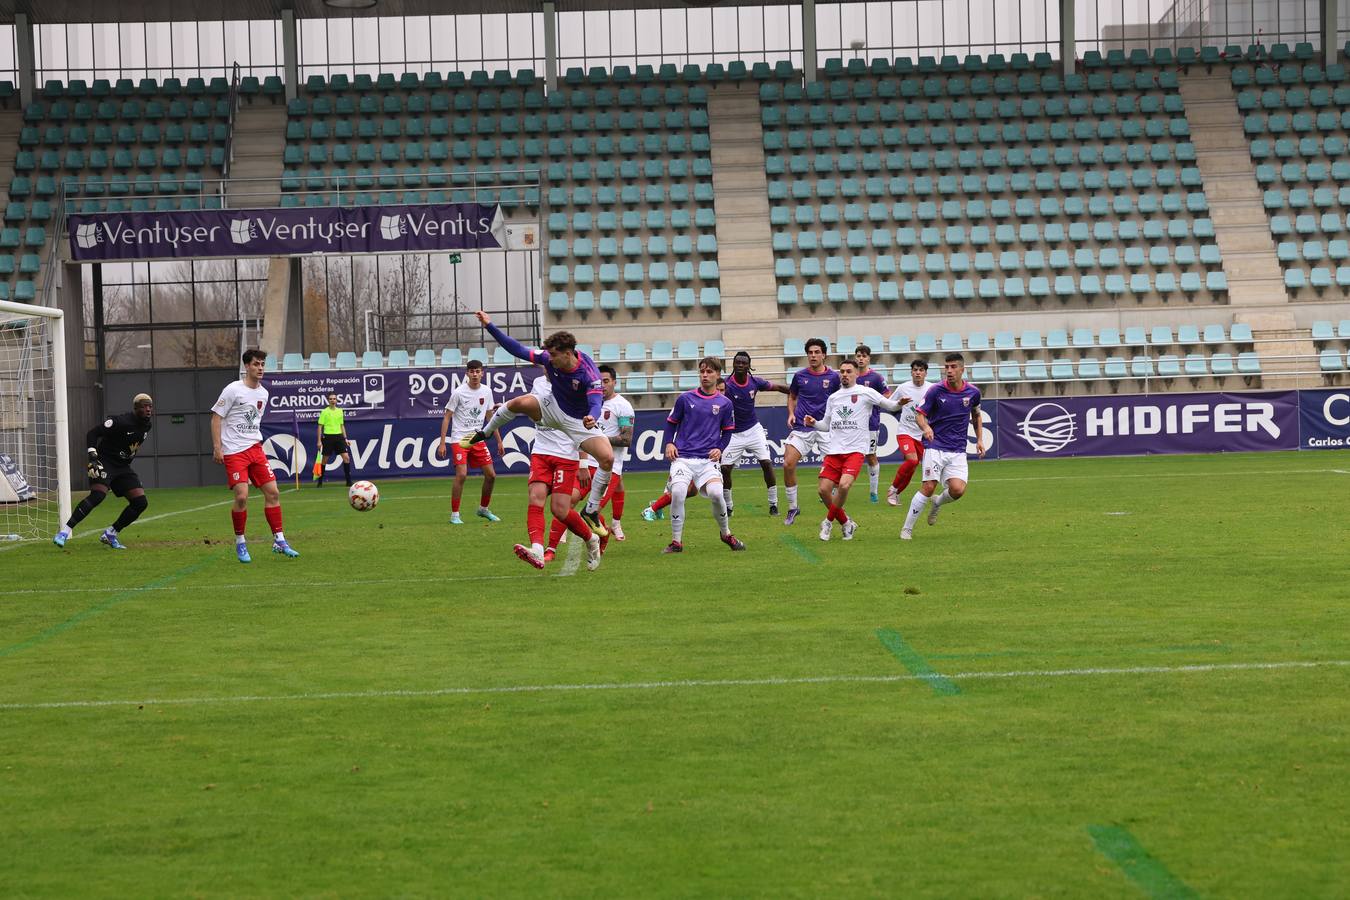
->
[606,475,624,519]
[527,504,545,546]
[479,486,492,508]
[563,509,593,541]
[833,505,848,524]
[547,518,566,550]
[452,497,461,513]
[231,508,247,536]
[611,489,625,520]
[893,459,919,492]
[264,505,283,535]
[651,491,672,511]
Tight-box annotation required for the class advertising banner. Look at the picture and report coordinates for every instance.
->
[997,391,1299,459]
[68,203,504,261]
[1298,388,1350,450]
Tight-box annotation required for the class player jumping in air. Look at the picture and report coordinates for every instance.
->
[886,359,931,506]
[211,349,299,562]
[901,353,985,540]
[803,359,906,541]
[719,351,790,517]
[512,376,602,571]
[463,310,613,538]
[852,344,890,503]
[436,358,503,525]
[591,365,635,540]
[52,392,155,549]
[314,392,353,488]
[783,338,840,525]
[660,356,745,554]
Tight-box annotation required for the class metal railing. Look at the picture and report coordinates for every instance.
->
[219,61,242,199]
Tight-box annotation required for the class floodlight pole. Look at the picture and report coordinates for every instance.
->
[15,12,34,107]
[801,0,817,84]
[1323,0,1338,67]
[282,9,299,102]
[543,1,558,92]
[1060,0,1075,75]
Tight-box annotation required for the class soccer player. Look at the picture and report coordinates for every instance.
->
[591,365,635,540]
[513,376,602,571]
[463,310,613,537]
[436,359,502,525]
[211,349,298,562]
[887,359,932,506]
[782,337,840,525]
[314,392,353,488]
[803,359,905,541]
[901,353,986,540]
[660,356,745,554]
[853,345,890,503]
[52,392,155,549]
[720,351,790,517]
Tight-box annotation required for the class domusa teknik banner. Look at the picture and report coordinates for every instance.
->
[997,390,1301,458]
[67,203,505,261]
[256,367,997,481]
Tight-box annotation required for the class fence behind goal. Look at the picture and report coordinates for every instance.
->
[0,300,71,543]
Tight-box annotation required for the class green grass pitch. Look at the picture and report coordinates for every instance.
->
[2,451,1348,897]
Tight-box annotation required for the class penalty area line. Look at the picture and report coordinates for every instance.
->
[2,659,1346,712]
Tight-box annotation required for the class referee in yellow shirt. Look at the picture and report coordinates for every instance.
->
[315,392,353,487]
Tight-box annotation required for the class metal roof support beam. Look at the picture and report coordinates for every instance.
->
[16,12,34,107]
[282,8,299,101]
[802,0,817,84]
[543,1,558,91]
[1323,0,1338,67]
[1060,0,1075,75]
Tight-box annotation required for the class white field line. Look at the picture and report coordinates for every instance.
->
[2,659,1345,712]
[558,532,583,577]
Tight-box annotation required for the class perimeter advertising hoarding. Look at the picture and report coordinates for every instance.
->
[68,203,505,261]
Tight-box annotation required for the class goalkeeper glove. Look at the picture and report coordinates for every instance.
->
[87,448,107,480]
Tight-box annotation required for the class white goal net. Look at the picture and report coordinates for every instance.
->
[0,300,70,543]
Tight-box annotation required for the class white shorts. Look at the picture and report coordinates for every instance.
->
[669,457,722,494]
[722,423,770,466]
[868,430,880,455]
[587,454,625,476]
[536,389,605,451]
[921,448,969,485]
[784,429,826,460]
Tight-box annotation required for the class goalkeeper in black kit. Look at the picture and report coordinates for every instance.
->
[52,393,154,550]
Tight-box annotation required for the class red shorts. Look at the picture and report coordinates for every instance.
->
[896,434,926,460]
[223,444,276,488]
[452,442,493,469]
[820,452,865,483]
[529,453,578,494]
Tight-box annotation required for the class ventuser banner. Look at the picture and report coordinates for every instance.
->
[68,203,505,261]
[1298,388,1350,449]
[997,391,1299,458]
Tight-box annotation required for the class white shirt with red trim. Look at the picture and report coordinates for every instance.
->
[211,380,268,455]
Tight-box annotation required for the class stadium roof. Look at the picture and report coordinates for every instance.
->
[3,0,799,25]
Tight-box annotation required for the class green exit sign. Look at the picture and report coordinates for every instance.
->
[171,415,185,424]
[448,253,462,264]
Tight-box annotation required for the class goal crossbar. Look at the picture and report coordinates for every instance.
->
[0,299,71,531]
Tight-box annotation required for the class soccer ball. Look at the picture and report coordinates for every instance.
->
[349,480,379,511]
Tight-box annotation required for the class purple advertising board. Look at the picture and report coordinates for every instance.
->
[68,203,504,261]
[997,391,1299,459]
[1298,388,1350,450]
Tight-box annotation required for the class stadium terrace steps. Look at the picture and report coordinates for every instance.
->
[227,106,286,208]
[1177,73,1286,303]
[1234,310,1316,386]
[707,84,777,322]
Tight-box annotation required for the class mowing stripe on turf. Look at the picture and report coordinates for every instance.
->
[0,557,215,659]
[779,534,820,564]
[1088,825,1198,899]
[1,659,1344,712]
[875,629,961,695]
[0,572,547,597]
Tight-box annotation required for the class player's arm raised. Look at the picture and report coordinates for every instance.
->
[475,310,540,364]
[873,387,906,414]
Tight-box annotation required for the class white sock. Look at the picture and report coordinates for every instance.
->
[482,403,516,436]
[723,488,733,509]
[585,467,611,514]
[236,534,247,545]
[531,542,543,557]
[868,463,880,494]
[273,531,285,542]
[767,485,778,505]
[903,492,930,531]
[710,490,731,536]
[786,485,799,509]
[933,489,953,508]
[670,486,687,542]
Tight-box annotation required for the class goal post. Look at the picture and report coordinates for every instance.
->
[0,299,71,542]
